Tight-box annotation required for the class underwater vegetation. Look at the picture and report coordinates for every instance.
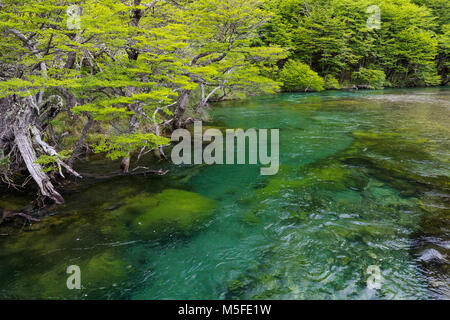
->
[223,91,449,299]
[0,188,217,299]
[113,189,217,238]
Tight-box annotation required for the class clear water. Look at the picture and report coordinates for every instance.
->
[0,88,448,299]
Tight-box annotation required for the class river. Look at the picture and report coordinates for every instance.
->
[0,88,448,299]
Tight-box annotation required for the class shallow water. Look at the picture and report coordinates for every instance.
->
[0,88,449,299]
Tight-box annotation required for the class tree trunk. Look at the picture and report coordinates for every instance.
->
[175,90,191,127]
[340,69,346,83]
[1,95,69,204]
[14,126,64,204]
[120,112,139,173]
[120,157,130,173]
[68,115,94,167]
[197,85,221,112]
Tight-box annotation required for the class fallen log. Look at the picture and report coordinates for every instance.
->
[79,169,169,180]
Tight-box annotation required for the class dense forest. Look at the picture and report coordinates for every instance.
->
[0,0,448,205]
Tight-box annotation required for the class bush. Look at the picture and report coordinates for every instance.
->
[352,68,386,89]
[419,66,442,86]
[279,60,324,92]
[324,75,340,89]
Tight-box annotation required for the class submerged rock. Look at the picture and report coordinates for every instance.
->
[83,250,132,288]
[240,211,261,225]
[1,208,129,254]
[36,249,132,299]
[114,189,217,238]
[417,248,447,264]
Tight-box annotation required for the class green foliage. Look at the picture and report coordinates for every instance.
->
[0,0,287,180]
[0,0,448,195]
[279,60,325,92]
[324,75,341,90]
[34,155,59,173]
[264,0,447,87]
[34,151,71,173]
[352,68,386,89]
[0,149,9,165]
[93,133,170,161]
[0,150,10,176]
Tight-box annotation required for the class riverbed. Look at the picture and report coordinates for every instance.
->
[0,88,448,299]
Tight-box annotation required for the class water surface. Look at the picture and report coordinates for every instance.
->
[0,88,448,299]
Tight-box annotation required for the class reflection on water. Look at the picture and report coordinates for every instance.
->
[0,88,448,299]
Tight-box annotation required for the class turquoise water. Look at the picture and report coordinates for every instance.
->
[0,88,448,299]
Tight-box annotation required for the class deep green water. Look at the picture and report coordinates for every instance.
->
[0,88,449,299]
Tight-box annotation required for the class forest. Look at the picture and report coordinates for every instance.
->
[0,0,448,204]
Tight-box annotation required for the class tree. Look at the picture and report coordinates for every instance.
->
[263,0,446,87]
[352,67,386,89]
[166,0,287,122]
[0,0,287,203]
[279,60,324,92]
[412,0,450,83]
[0,0,86,203]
